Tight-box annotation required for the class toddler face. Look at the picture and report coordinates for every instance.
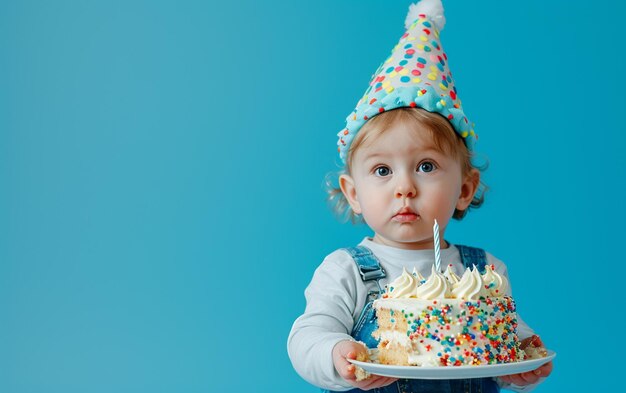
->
[340,120,474,250]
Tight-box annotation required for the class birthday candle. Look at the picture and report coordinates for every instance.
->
[433,219,441,272]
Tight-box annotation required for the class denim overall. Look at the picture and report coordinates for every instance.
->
[325,245,500,393]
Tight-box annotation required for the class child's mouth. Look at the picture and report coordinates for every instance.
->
[393,212,419,222]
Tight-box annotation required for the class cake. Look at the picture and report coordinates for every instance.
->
[372,264,525,367]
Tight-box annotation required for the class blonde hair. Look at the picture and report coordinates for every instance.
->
[326,107,487,222]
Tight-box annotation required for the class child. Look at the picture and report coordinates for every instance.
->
[288,1,553,392]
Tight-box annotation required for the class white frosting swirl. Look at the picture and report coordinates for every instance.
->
[451,266,487,300]
[414,265,452,300]
[443,264,460,285]
[383,264,509,300]
[481,264,509,297]
[412,267,426,285]
[387,268,417,298]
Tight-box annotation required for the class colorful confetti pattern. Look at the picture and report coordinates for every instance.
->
[337,11,477,163]
[374,296,523,366]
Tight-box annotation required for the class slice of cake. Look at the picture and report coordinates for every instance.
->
[372,264,525,366]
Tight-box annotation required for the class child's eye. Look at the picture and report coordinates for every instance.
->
[417,161,436,173]
[374,166,392,177]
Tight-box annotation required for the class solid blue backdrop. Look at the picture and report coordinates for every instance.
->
[1,0,625,392]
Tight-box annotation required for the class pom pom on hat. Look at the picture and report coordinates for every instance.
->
[405,0,446,31]
[337,0,477,164]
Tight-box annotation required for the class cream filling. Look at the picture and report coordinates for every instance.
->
[376,329,412,347]
[407,353,440,366]
[377,329,444,366]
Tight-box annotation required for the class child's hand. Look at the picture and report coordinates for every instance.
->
[499,335,553,386]
[332,340,397,390]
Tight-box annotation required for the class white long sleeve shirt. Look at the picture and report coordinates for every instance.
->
[287,238,543,392]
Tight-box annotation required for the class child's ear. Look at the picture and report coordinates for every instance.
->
[456,168,480,211]
[339,174,362,215]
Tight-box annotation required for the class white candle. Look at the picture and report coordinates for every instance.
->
[433,219,441,272]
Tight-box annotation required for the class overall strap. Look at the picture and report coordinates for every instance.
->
[456,244,488,273]
[343,245,386,295]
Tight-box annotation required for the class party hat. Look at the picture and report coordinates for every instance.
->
[337,0,476,163]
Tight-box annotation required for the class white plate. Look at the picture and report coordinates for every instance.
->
[348,350,556,380]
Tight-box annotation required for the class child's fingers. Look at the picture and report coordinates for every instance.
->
[334,342,374,384]
[333,347,355,380]
[499,371,536,386]
[354,375,397,390]
[343,351,358,380]
[538,361,553,376]
[513,371,540,385]
[502,374,526,386]
[521,370,541,384]
[345,344,367,359]
[337,362,356,381]
[520,361,552,383]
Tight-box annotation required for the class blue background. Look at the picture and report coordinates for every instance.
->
[1,0,625,392]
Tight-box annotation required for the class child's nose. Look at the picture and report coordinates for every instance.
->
[395,178,417,199]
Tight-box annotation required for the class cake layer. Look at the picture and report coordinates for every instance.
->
[373,296,523,366]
